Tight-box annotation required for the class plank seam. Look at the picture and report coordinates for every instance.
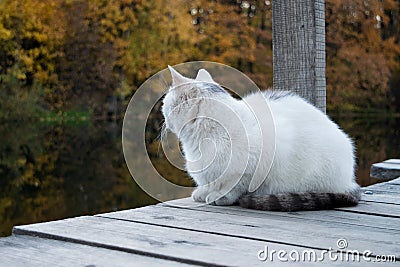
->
[157,203,400,230]
[362,200,400,206]
[96,214,398,259]
[11,228,226,267]
[333,209,400,219]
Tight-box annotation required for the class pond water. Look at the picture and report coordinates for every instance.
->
[0,115,399,236]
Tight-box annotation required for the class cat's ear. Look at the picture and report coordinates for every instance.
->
[195,69,216,84]
[168,65,192,86]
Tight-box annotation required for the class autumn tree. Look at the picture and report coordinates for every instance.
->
[0,0,64,85]
[57,1,115,112]
[123,0,197,89]
[188,1,258,71]
[0,0,65,115]
[56,0,138,114]
[1,0,400,116]
[325,0,400,112]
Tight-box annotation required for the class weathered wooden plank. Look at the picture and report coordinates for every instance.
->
[3,234,386,267]
[361,189,400,205]
[0,235,189,267]
[273,0,326,112]
[364,181,400,193]
[97,203,400,259]
[166,194,400,219]
[161,198,400,232]
[336,201,400,218]
[370,159,400,180]
[4,180,399,266]
[12,210,397,266]
[13,216,327,267]
[387,177,400,185]
[385,159,400,164]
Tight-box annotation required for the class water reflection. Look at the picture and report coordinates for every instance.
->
[0,120,156,237]
[333,115,400,186]
[0,115,399,236]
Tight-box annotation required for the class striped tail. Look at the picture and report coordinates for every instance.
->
[238,189,361,212]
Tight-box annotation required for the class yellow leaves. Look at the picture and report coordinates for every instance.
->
[325,0,400,111]
[11,152,57,191]
[88,0,137,44]
[31,31,48,44]
[19,54,33,71]
[6,67,27,80]
[17,157,27,166]
[0,0,65,87]
[0,26,12,40]
[0,0,398,112]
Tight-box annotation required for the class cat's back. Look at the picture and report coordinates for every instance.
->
[242,90,351,153]
[249,90,356,193]
[261,90,337,131]
[243,90,326,127]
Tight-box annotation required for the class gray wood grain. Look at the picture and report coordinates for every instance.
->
[370,159,400,180]
[361,188,400,205]
[388,177,400,185]
[5,179,400,266]
[12,210,397,266]
[364,181,400,193]
[336,201,400,218]
[273,0,326,112]
[166,193,400,218]
[0,235,190,267]
[162,198,400,231]
[97,203,400,259]
[13,216,321,267]
[3,185,399,266]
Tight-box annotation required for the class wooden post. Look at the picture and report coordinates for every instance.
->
[272,0,326,113]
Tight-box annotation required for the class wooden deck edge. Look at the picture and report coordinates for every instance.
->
[11,226,223,267]
[13,210,397,263]
[6,177,400,264]
[370,159,400,180]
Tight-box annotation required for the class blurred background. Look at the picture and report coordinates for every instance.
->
[0,0,399,236]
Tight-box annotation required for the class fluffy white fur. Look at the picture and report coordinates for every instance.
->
[162,66,359,206]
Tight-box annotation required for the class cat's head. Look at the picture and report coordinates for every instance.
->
[162,66,227,135]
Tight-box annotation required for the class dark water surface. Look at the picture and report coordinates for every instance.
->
[0,115,399,236]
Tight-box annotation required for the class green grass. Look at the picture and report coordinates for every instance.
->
[39,110,92,125]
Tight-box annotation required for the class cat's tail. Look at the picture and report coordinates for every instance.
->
[238,189,361,211]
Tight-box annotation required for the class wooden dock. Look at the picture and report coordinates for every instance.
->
[1,178,399,266]
[370,159,400,180]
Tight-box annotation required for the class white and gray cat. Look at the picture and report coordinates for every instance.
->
[162,66,360,211]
